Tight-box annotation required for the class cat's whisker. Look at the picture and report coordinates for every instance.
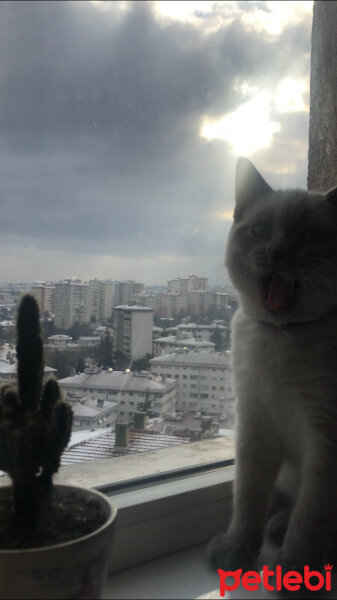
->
[306,268,334,292]
[304,274,322,304]
[305,256,337,276]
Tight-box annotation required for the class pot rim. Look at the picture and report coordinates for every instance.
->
[0,483,117,555]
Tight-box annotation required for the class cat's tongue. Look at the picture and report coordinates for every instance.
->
[266,274,293,311]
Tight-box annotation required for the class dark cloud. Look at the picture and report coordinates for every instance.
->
[0,1,312,281]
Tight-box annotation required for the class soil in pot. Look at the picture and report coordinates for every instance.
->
[0,487,107,549]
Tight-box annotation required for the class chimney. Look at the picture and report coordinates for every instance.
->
[201,416,213,432]
[189,430,202,442]
[115,421,130,449]
[133,411,148,431]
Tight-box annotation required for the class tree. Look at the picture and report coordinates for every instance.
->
[94,332,113,369]
[113,350,129,371]
[210,327,223,352]
[131,353,152,371]
[76,355,85,373]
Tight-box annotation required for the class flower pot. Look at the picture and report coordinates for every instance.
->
[0,484,117,599]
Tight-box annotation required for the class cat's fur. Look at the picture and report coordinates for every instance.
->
[208,157,337,573]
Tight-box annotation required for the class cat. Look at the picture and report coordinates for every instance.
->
[208,157,337,574]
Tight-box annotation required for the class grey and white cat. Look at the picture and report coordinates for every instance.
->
[208,157,337,573]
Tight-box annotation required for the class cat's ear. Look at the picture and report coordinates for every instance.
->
[234,157,273,221]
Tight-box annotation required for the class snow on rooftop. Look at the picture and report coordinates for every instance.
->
[150,351,231,366]
[62,429,189,464]
[68,428,108,449]
[114,304,154,311]
[59,370,175,391]
[154,336,214,346]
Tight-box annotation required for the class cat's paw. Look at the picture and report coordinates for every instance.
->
[207,532,259,571]
[266,507,292,546]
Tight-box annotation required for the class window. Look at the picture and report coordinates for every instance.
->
[2,0,312,573]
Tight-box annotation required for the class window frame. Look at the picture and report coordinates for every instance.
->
[96,458,235,573]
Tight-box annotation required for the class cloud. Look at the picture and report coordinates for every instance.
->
[0,1,312,283]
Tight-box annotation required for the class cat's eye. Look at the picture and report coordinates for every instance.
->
[251,223,266,238]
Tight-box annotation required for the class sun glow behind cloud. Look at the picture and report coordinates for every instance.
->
[201,92,280,155]
[200,77,309,155]
[153,1,313,35]
[274,78,309,113]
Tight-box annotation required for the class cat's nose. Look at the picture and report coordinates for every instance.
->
[267,241,286,265]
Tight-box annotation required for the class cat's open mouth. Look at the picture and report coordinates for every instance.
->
[265,274,295,311]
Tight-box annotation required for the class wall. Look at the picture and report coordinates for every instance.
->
[308,1,337,191]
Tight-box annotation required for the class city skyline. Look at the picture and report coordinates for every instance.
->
[0,1,312,284]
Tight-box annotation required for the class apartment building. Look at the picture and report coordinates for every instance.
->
[150,350,234,417]
[130,293,157,311]
[0,360,57,383]
[54,279,91,329]
[30,282,55,315]
[99,281,119,321]
[59,368,177,420]
[215,292,229,311]
[155,290,216,318]
[114,281,144,306]
[113,305,153,360]
[167,275,208,294]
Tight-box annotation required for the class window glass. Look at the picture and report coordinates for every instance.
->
[1,0,312,480]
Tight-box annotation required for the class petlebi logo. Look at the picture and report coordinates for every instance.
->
[218,564,333,596]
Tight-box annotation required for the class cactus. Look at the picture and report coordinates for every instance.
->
[0,295,73,533]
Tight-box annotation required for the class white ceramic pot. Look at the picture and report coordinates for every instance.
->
[0,484,117,599]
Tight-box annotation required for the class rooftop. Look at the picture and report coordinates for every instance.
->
[0,361,57,374]
[154,336,215,348]
[61,428,189,464]
[114,305,154,312]
[59,369,176,391]
[177,323,226,331]
[150,351,231,367]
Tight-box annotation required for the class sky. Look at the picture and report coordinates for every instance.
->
[0,0,313,285]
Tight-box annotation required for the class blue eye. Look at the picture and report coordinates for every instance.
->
[251,223,265,238]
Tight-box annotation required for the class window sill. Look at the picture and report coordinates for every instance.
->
[57,437,233,489]
[106,463,234,573]
[103,544,221,599]
[0,439,235,574]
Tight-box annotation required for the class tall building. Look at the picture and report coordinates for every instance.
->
[99,280,119,321]
[30,283,55,315]
[115,281,144,306]
[167,275,208,294]
[54,280,90,329]
[113,305,154,360]
[86,280,119,323]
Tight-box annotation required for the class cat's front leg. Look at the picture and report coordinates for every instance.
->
[208,416,281,571]
[278,455,337,571]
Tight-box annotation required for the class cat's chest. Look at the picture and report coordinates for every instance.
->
[231,308,337,407]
